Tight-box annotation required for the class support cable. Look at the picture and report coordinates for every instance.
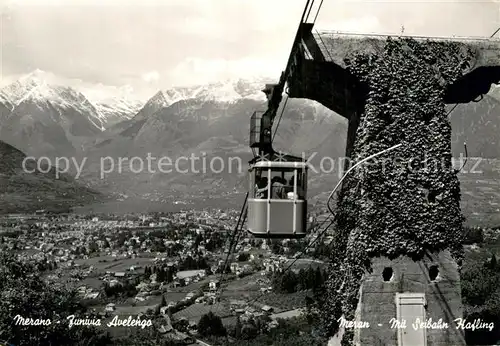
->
[316,29,335,61]
[312,0,324,24]
[210,193,248,313]
[446,103,459,117]
[245,217,334,306]
[299,0,313,26]
[323,144,402,293]
[490,27,500,38]
[272,94,289,142]
[213,209,247,314]
[305,0,315,23]
[326,144,402,215]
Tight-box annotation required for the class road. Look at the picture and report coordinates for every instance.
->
[195,339,212,346]
[194,335,236,346]
[271,308,304,320]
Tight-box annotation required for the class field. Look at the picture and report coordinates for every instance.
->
[113,304,157,316]
[218,273,263,300]
[285,258,325,270]
[257,291,312,311]
[74,255,155,273]
[165,292,188,303]
[79,276,103,290]
[170,271,310,324]
[173,303,231,323]
[216,273,311,312]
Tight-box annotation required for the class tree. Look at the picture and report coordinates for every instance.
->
[306,268,316,289]
[103,239,111,249]
[114,326,174,346]
[271,241,282,254]
[194,234,203,248]
[197,257,209,269]
[241,318,258,340]
[180,256,197,270]
[197,312,227,337]
[234,316,242,339]
[174,318,189,333]
[157,268,167,282]
[280,271,298,293]
[88,240,99,253]
[152,241,166,253]
[313,268,324,291]
[462,256,500,345]
[463,227,484,244]
[166,267,174,283]
[205,240,215,252]
[0,252,111,346]
[238,253,250,262]
[462,262,499,306]
[489,255,498,270]
[297,269,307,291]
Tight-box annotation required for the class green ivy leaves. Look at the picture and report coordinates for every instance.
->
[319,37,473,344]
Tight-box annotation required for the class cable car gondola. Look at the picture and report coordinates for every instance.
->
[247,155,308,239]
[246,83,309,239]
[245,1,315,239]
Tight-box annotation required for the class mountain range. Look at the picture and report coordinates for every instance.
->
[0,70,499,218]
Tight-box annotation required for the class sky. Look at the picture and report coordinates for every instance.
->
[1,0,499,101]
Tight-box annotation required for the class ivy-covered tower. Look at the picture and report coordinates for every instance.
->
[285,27,500,346]
[322,38,471,346]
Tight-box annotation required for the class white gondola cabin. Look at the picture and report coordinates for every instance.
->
[247,160,308,238]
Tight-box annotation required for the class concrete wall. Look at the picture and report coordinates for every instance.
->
[354,251,465,346]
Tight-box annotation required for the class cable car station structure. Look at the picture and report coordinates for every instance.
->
[242,0,500,345]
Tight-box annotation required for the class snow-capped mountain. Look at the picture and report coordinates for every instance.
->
[0,69,104,130]
[154,78,270,108]
[90,75,347,168]
[162,78,269,103]
[93,98,143,126]
[131,90,171,122]
[81,84,144,126]
[0,70,106,157]
[123,78,271,124]
[0,69,59,106]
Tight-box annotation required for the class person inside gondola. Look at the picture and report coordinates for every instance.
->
[255,177,269,198]
[287,175,304,199]
[271,176,287,199]
[287,176,297,200]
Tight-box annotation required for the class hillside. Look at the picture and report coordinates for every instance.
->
[0,140,102,214]
[79,96,347,200]
[450,95,500,158]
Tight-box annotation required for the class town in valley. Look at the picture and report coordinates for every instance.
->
[0,208,330,345]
